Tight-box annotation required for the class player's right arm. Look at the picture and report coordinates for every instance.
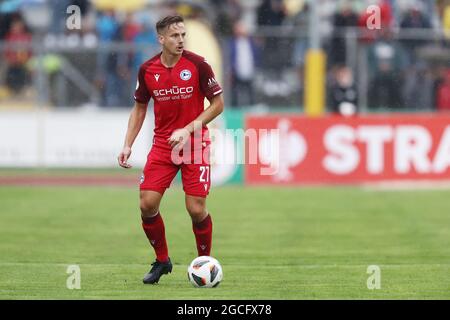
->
[118,64,152,168]
[118,101,148,169]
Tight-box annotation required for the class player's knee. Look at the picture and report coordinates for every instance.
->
[140,199,159,217]
[186,199,206,220]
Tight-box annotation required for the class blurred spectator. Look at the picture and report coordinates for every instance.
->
[210,0,241,37]
[290,2,309,104]
[257,0,286,26]
[330,1,358,66]
[367,30,406,110]
[400,4,432,30]
[400,3,432,65]
[291,3,309,68]
[122,13,141,43]
[257,0,286,70]
[117,13,141,105]
[132,18,158,72]
[367,29,406,78]
[95,10,122,107]
[381,0,394,27]
[117,13,158,106]
[402,62,434,111]
[368,66,402,110]
[28,54,64,106]
[0,13,14,40]
[229,21,259,108]
[4,18,32,94]
[129,17,158,105]
[432,65,447,109]
[329,65,358,116]
[437,69,450,111]
[96,10,120,43]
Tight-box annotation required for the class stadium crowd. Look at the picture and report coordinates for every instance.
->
[0,0,450,112]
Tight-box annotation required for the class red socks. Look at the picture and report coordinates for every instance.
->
[142,212,213,260]
[142,212,169,263]
[192,214,213,256]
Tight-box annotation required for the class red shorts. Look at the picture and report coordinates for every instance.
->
[139,144,211,198]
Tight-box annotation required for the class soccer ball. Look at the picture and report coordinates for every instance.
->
[187,256,223,288]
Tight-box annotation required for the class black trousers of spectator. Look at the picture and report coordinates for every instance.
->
[369,72,403,110]
[6,64,29,93]
[231,75,255,108]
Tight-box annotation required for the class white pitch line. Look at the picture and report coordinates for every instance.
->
[362,180,450,191]
[0,262,449,268]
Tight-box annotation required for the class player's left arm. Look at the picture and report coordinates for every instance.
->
[187,94,224,133]
[168,94,224,148]
[169,58,224,148]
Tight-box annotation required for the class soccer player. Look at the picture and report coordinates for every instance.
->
[117,15,224,284]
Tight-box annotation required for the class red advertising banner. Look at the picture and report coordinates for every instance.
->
[245,114,450,185]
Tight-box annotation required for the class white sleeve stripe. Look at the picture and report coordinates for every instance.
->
[213,89,223,96]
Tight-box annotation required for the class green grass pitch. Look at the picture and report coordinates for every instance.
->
[0,184,449,299]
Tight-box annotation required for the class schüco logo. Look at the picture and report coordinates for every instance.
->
[153,86,194,97]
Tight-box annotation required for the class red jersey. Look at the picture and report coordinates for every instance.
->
[134,50,223,151]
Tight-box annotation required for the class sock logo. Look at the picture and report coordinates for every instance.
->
[150,240,156,245]
[200,245,206,251]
